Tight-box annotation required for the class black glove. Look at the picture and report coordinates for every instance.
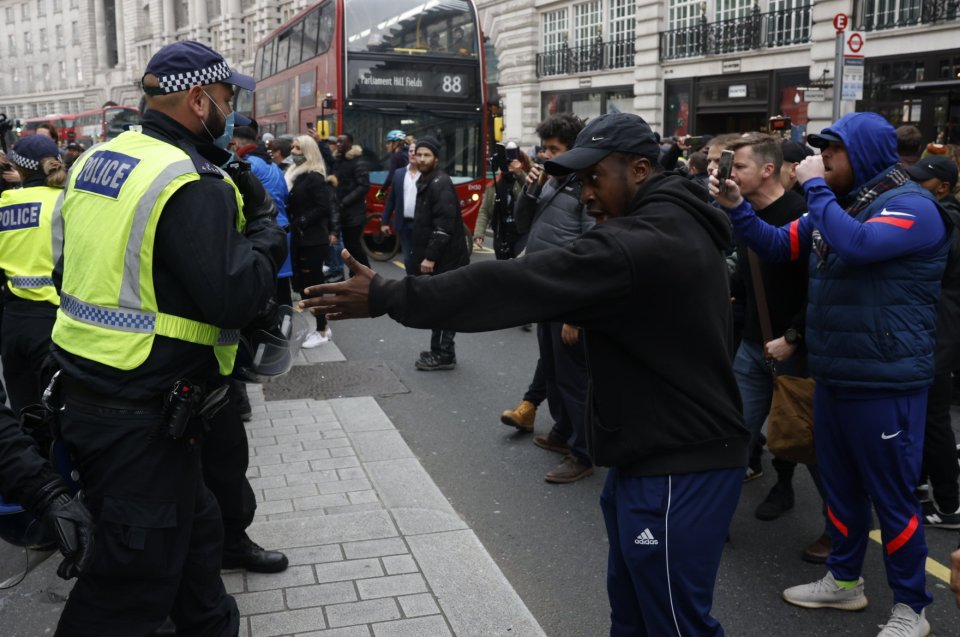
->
[30,480,95,580]
[223,158,277,223]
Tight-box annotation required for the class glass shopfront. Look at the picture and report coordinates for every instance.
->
[541,87,635,121]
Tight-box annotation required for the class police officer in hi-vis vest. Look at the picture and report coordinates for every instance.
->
[49,41,286,636]
[0,135,65,416]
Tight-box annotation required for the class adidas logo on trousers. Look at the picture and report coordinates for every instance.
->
[634,528,659,545]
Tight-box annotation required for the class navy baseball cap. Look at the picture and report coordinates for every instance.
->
[906,156,959,188]
[9,135,60,170]
[142,40,255,95]
[545,113,660,176]
[782,140,814,163]
[806,128,844,149]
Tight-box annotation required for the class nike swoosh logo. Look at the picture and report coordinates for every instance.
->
[591,136,605,141]
[881,430,902,440]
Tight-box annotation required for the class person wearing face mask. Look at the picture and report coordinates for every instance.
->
[48,40,286,636]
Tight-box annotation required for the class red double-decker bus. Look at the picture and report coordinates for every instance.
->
[247,0,489,260]
[72,106,141,148]
[20,114,76,145]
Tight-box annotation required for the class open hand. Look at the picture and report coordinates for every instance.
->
[299,250,376,319]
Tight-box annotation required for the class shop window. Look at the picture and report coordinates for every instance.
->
[664,80,692,138]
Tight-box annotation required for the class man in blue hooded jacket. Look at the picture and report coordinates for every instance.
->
[713,112,950,637]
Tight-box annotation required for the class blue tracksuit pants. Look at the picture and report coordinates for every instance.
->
[815,384,932,613]
[600,467,742,637]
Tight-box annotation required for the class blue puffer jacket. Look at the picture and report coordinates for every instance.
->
[806,179,948,390]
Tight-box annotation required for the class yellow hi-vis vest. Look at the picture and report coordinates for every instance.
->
[0,185,62,305]
[51,130,246,375]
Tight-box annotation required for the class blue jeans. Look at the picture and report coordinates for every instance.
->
[731,339,805,455]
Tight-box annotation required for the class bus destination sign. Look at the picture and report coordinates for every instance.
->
[348,61,477,101]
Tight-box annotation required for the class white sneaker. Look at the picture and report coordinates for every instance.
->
[302,331,326,349]
[782,571,868,611]
[877,604,930,637]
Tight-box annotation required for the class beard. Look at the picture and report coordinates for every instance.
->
[204,106,226,140]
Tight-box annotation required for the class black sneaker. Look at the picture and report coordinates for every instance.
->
[415,352,456,371]
[222,534,289,573]
[922,502,960,529]
[755,482,795,521]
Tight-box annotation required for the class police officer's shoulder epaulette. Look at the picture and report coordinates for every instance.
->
[177,140,225,178]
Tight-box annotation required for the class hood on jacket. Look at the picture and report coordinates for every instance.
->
[343,144,363,160]
[629,172,732,252]
[815,112,898,193]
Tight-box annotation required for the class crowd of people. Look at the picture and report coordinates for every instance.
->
[2,35,960,637]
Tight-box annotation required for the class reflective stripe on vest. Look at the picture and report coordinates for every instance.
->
[52,131,245,374]
[0,185,62,305]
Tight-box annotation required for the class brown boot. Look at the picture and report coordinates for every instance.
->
[545,455,594,484]
[801,533,832,564]
[533,430,570,454]
[501,400,536,432]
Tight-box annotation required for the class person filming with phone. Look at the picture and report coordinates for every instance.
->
[711,112,950,637]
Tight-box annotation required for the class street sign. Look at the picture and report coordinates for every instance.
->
[845,31,865,56]
[842,57,864,101]
[833,13,849,32]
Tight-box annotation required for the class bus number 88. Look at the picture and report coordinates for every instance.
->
[441,75,463,94]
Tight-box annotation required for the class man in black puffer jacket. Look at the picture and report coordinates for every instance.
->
[301,114,748,636]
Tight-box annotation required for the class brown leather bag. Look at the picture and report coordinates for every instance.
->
[747,250,816,465]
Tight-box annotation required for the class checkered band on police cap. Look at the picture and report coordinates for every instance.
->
[9,134,60,171]
[156,60,231,94]
[143,40,255,95]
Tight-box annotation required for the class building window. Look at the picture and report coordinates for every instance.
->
[39,27,47,50]
[8,34,16,56]
[668,0,702,31]
[58,60,66,85]
[5,7,13,22]
[767,0,811,46]
[75,58,82,82]
[70,0,77,7]
[27,65,34,85]
[715,0,753,21]
[71,21,79,44]
[21,2,28,19]
[609,0,635,41]
[543,8,569,50]
[55,23,63,46]
[37,0,45,16]
[12,68,19,92]
[573,1,602,47]
[43,63,50,82]
[175,0,188,30]
[24,31,32,53]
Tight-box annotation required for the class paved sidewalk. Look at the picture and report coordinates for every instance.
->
[0,341,546,637]
[232,341,546,637]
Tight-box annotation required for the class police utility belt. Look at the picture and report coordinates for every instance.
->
[59,375,230,440]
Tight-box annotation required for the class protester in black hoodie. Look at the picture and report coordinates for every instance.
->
[301,113,748,636]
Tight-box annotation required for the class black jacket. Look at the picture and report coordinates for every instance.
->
[935,195,960,373]
[372,173,748,474]
[335,145,369,228]
[516,174,594,253]
[289,171,338,247]
[52,109,287,399]
[410,168,469,274]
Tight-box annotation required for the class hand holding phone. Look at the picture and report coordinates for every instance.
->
[716,150,734,194]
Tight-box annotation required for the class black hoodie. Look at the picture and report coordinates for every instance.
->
[371,173,748,475]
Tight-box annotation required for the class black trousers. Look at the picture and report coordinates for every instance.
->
[923,371,960,511]
[293,242,328,332]
[56,394,238,637]
[340,224,371,269]
[537,321,591,464]
[429,329,456,358]
[1,302,56,415]
[201,383,258,548]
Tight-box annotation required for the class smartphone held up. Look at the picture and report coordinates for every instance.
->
[717,149,734,194]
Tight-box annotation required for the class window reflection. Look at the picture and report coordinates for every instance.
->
[345,0,476,56]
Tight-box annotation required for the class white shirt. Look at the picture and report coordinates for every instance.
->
[402,167,419,219]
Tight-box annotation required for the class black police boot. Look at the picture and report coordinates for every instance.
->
[222,533,289,573]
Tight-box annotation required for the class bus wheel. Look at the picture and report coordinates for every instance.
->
[362,214,400,262]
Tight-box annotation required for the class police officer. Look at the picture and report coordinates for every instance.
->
[50,41,286,636]
[0,135,65,416]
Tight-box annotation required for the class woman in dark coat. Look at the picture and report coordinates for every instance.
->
[286,135,339,348]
